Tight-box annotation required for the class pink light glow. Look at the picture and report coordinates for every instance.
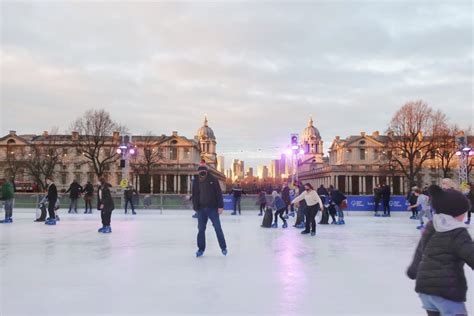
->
[116,148,122,154]
[129,148,136,155]
[455,151,462,156]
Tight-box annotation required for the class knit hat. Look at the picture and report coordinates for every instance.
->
[197,165,208,172]
[429,185,471,217]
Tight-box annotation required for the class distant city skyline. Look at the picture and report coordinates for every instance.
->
[1,1,472,170]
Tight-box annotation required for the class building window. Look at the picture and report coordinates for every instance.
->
[360,149,366,160]
[75,163,82,170]
[170,148,177,160]
[183,148,190,159]
[373,150,379,160]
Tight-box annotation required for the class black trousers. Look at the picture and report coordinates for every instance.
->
[468,210,472,221]
[259,203,266,213]
[374,199,380,212]
[383,199,390,215]
[101,210,112,226]
[85,196,92,212]
[274,208,286,224]
[48,199,57,219]
[305,204,319,233]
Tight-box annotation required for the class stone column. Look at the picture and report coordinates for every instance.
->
[177,175,181,194]
[150,175,154,193]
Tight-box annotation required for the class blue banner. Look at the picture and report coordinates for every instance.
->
[347,196,409,212]
[223,196,234,211]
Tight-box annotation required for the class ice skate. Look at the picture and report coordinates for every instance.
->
[271,222,278,228]
[196,250,204,257]
[416,224,424,230]
[98,226,106,233]
[282,222,288,229]
[258,212,262,216]
[289,211,295,217]
[465,219,470,225]
[301,230,310,235]
[192,213,198,218]
[0,218,12,224]
[102,226,112,233]
[222,249,228,256]
[231,212,237,215]
[311,231,316,236]
[45,218,56,225]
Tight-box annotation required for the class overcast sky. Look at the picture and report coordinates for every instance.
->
[1,1,472,169]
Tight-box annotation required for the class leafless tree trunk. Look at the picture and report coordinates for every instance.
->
[434,124,459,178]
[384,100,446,187]
[24,132,64,191]
[70,109,125,179]
[130,132,163,192]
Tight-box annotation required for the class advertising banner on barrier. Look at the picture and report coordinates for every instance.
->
[347,196,409,212]
[223,195,410,211]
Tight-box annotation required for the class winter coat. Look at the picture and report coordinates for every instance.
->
[66,182,83,199]
[281,187,291,205]
[407,192,418,206]
[330,190,346,206]
[1,181,14,200]
[82,183,94,197]
[257,192,267,204]
[317,187,329,197]
[272,195,286,210]
[192,174,224,211]
[99,183,115,212]
[124,188,137,199]
[381,185,391,201]
[374,188,382,202]
[407,215,474,302]
[47,183,58,203]
[230,187,244,199]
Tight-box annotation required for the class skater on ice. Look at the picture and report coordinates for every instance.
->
[407,187,431,230]
[329,185,347,225]
[97,178,114,233]
[270,191,288,228]
[82,181,94,214]
[380,182,391,217]
[407,186,419,220]
[229,183,245,215]
[0,177,15,223]
[465,183,473,225]
[292,183,323,236]
[45,177,58,225]
[192,165,227,257]
[257,189,267,216]
[66,179,83,214]
[124,184,138,215]
[373,184,382,217]
[407,185,474,316]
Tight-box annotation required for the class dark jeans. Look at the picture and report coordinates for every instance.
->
[197,208,227,252]
[468,210,471,221]
[374,199,380,212]
[4,199,13,218]
[125,198,135,213]
[259,203,266,213]
[304,204,319,233]
[410,204,418,217]
[48,199,57,219]
[233,197,241,214]
[69,198,78,213]
[84,196,92,213]
[274,207,286,224]
[383,199,390,215]
[101,210,112,226]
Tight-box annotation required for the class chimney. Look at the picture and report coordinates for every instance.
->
[43,131,49,137]
[372,131,380,137]
[112,131,120,141]
[172,131,178,137]
[360,132,366,137]
[72,131,79,141]
[9,130,16,136]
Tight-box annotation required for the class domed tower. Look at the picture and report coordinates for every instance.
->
[301,116,324,163]
[196,116,217,167]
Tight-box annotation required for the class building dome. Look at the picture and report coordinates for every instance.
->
[302,117,320,141]
[197,116,216,140]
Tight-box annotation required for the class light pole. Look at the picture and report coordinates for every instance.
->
[117,135,137,204]
[455,132,473,189]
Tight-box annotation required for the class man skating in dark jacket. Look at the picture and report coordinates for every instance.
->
[281,183,291,216]
[229,183,245,215]
[66,179,83,214]
[124,185,138,215]
[329,185,346,225]
[82,181,94,214]
[373,185,382,216]
[45,178,58,225]
[380,182,391,217]
[98,178,115,234]
[192,165,227,257]
[407,185,474,316]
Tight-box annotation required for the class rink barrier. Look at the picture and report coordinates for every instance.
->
[2,193,410,212]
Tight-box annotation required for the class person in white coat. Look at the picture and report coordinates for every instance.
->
[292,183,323,236]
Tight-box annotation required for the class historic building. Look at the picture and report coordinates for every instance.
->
[299,129,473,195]
[0,117,225,193]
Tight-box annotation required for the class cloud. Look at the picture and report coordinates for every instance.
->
[1,1,472,170]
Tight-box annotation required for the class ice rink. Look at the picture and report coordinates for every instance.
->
[1,209,473,316]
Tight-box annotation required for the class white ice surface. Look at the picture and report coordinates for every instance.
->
[1,209,473,316]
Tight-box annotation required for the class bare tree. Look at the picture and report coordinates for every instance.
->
[130,132,163,192]
[24,132,64,191]
[433,124,460,178]
[384,100,446,187]
[70,109,124,178]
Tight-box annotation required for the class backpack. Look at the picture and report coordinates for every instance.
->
[261,207,273,228]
